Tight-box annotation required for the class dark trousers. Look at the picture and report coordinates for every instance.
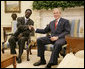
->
[8,36,28,58]
[37,36,66,64]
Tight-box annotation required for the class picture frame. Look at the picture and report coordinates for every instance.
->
[5,1,21,13]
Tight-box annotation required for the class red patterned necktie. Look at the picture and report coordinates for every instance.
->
[55,20,58,30]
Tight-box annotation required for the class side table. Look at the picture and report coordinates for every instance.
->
[1,54,17,68]
[65,34,84,54]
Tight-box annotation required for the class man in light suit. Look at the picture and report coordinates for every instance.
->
[33,8,71,68]
[8,9,34,63]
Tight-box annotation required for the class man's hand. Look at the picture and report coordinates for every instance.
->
[28,25,34,31]
[50,36,59,41]
[18,33,23,38]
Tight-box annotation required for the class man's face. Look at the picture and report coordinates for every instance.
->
[25,10,31,19]
[53,9,61,20]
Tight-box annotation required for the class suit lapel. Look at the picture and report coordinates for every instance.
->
[26,18,30,25]
[22,17,29,25]
[22,17,25,24]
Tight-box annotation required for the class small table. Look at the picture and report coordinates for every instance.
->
[65,33,84,54]
[3,27,12,42]
[1,54,17,68]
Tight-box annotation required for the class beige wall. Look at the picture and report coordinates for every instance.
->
[1,1,84,45]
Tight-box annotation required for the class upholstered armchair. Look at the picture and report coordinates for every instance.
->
[2,20,33,61]
[44,19,80,57]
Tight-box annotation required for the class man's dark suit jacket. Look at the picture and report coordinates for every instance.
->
[36,18,71,39]
[14,17,34,38]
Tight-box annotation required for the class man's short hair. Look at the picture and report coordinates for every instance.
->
[53,8,61,14]
[25,9,32,14]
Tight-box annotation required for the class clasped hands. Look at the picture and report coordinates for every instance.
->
[28,25,34,31]
[50,36,59,41]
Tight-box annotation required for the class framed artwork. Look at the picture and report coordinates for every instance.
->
[5,1,21,13]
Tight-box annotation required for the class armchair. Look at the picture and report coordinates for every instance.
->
[2,20,33,61]
[44,19,80,57]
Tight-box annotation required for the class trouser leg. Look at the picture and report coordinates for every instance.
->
[18,37,28,58]
[8,36,17,54]
[49,38,66,64]
[37,37,53,57]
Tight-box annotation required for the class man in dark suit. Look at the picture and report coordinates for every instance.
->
[33,8,71,68]
[8,9,34,63]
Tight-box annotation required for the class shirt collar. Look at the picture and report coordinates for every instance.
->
[25,17,29,21]
[56,18,60,22]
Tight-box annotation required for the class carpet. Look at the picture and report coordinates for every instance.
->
[2,49,84,68]
[3,49,63,68]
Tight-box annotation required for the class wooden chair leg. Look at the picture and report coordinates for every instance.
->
[60,47,66,58]
[2,48,5,53]
[2,42,5,53]
[27,48,30,61]
[30,46,32,55]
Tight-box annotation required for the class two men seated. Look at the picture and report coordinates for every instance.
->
[8,8,71,68]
